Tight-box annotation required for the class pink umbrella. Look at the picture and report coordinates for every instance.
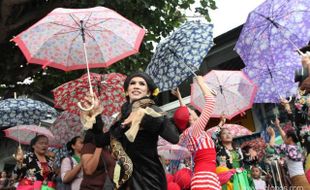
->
[52,72,126,117]
[11,7,145,111]
[50,111,83,147]
[4,125,55,145]
[206,124,253,138]
[158,137,191,160]
[191,70,257,120]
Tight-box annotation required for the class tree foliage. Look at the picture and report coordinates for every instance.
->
[0,0,216,98]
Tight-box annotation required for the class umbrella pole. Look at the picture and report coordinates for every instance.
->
[77,26,95,111]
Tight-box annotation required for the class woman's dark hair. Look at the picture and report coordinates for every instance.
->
[30,135,48,152]
[286,130,299,143]
[218,128,237,149]
[66,136,81,156]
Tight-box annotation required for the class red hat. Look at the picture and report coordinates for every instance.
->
[166,173,174,183]
[174,168,192,189]
[173,106,190,132]
[167,182,181,190]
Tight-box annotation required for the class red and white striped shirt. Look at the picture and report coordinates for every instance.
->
[179,96,216,152]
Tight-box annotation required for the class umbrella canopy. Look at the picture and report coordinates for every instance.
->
[11,6,145,71]
[234,0,310,103]
[4,125,55,145]
[240,137,267,161]
[146,21,214,92]
[206,124,253,138]
[0,98,57,127]
[52,72,126,117]
[158,137,191,160]
[50,111,84,147]
[190,70,257,120]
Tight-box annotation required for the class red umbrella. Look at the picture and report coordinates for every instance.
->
[52,72,126,117]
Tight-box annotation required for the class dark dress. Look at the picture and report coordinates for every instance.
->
[110,100,179,190]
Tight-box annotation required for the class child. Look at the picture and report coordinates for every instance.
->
[251,166,266,190]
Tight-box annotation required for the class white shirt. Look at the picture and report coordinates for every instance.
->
[286,159,305,177]
[253,179,266,190]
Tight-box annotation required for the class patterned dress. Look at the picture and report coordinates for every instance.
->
[179,96,221,190]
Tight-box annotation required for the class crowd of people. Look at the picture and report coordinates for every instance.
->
[1,56,310,189]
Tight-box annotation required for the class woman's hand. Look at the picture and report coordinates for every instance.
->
[249,148,258,161]
[122,108,145,127]
[80,93,103,117]
[195,75,216,97]
[280,97,292,114]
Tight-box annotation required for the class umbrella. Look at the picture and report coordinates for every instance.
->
[190,70,257,120]
[234,0,310,103]
[158,145,191,160]
[50,111,84,147]
[145,20,214,92]
[240,137,267,161]
[4,125,55,145]
[12,7,145,110]
[206,124,253,138]
[52,72,126,117]
[158,137,191,160]
[0,98,57,127]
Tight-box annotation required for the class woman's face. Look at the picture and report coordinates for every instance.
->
[72,137,84,154]
[220,129,233,143]
[33,137,48,155]
[127,77,150,102]
[1,171,7,178]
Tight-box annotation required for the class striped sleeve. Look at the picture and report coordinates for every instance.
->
[190,95,215,138]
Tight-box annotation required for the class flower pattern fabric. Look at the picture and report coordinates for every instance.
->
[145,21,214,92]
[0,98,57,127]
[53,72,126,117]
[11,7,145,71]
[274,144,303,162]
[234,0,310,103]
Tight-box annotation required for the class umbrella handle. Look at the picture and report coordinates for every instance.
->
[77,96,95,111]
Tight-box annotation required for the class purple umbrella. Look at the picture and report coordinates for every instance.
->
[234,0,310,103]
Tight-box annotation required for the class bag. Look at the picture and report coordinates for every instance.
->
[101,155,115,190]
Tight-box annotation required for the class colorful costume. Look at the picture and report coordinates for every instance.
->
[176,96,221,190]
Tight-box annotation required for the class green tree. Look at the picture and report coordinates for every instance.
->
[0,0,216,98]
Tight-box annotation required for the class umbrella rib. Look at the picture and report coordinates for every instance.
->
[85,31,107,64]
[70,13,83,28]
[65,32,83,67]
[85,18,110,28]
[53,29,80,36]
[50,22,79,30]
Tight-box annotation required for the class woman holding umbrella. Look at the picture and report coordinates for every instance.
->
[14,135,56,189]
[173,76,221,190]
[109,71,180,190]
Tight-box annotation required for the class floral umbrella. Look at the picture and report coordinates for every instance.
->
[50,111,84,147]
[52,72,126,117]
[234,0,310,103]
[191,70,257,120]
[4,125,55,145]
[158,137,191,160]
[0,98,57,127]
[146,20,214,92]
[12,6,145,110]
[206,124,253,138]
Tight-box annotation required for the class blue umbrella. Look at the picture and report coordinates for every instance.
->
[0,98,57,127]
[145,21,214,92]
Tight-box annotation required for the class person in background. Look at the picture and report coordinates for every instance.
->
[61,136,84,189]
[79,108,115,190]
[14,135,56,189]
[0,171,9,189]
[251,166,266,190]
[267,118,310,189]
